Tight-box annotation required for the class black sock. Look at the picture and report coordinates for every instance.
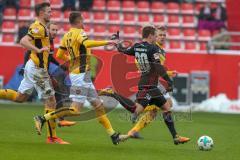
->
[162,111,177,139]
[112,93,136,113]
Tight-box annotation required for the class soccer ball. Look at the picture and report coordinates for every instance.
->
[197,135,214,151]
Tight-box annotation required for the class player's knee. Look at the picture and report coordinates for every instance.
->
[70,102,82,114]
[44,96,56,109]
[152,108,158,114]
[15,93,29,103]
[90,99,102,108]
[69,107,80,115]
[14,97,25,103]
[149,109,157,118]
[135,103,144,114]
[167,98,173,108]
[162,101,171,112]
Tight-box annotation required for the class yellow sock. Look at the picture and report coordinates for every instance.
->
[128,108,157,135]
[95,105,115,136]
[45,109,57,138]
[0,89,18,101]
[44,107,80,121]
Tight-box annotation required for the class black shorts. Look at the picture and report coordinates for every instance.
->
[136,86,167,108]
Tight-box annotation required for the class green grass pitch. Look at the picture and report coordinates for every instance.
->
[0,103,240,160]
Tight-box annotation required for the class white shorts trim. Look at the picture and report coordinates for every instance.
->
[163,92,171,99]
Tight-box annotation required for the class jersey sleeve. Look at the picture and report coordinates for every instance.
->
[150,46,161,63]
[59,35,67,50]
[124,46,135,55]
[117,44,135,56]
[27,24,44,39]
[57,35,69,61]
[150,45,173,84]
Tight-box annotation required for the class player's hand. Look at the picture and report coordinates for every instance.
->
[110,31,119,40]
[37,47,49,53]
[108,39,119,46]
[171,70,178,77]
[167,70,178,78]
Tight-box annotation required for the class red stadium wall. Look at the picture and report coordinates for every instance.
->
[0,46,240,99]
[165,53,240,100]
[226,0,240,49]
[0,46,26,84]
[226,0,240,31]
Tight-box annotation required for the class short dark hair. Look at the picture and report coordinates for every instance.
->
[35,2,50,16]
[142,26,156,38]
[69,11,83,25]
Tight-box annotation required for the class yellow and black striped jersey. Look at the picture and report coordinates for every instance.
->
[155,42,176,77]
[155,42,166,65]
[58,28,91,74]
[27,20,50,69]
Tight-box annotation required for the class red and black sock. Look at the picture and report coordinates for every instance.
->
[112,93,136,113]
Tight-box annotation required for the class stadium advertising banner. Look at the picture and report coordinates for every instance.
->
[1,46,240,100]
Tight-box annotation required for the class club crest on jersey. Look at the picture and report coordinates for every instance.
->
[146,93,151,100]
[33,28,39,33]
[153,53,160,60]
[81,31,87,36]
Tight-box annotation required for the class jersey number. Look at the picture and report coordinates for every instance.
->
[66,38,75,59]
[135,52,150,71]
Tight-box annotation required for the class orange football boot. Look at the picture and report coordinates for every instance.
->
[58,120,76,127]
[46,137,70,144]
[174,135,190,145]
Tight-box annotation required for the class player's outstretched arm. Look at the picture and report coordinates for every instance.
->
[83,39,116,48]
[116,44,135,56]
[20,35,48,53]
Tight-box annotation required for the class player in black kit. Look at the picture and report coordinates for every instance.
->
[116,26,190,144]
